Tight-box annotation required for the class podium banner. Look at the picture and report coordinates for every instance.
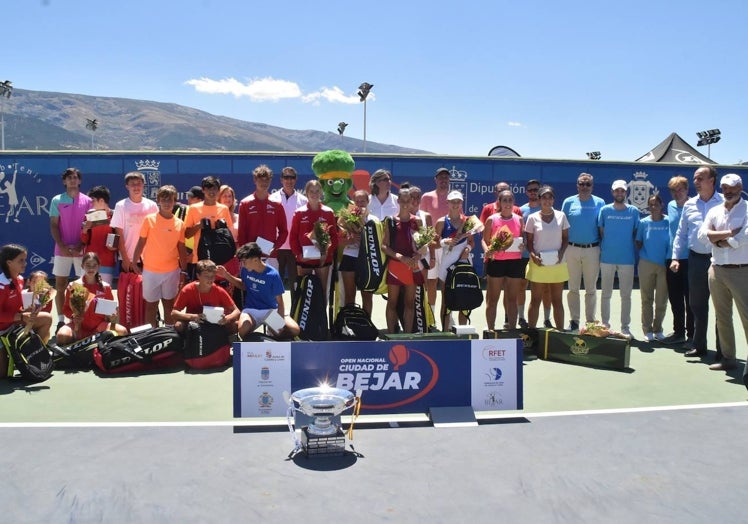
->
[234,339,522,418]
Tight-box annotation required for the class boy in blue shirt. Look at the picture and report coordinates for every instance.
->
[218,242,300,340]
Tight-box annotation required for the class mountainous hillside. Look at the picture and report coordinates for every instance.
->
[1,89,431,154]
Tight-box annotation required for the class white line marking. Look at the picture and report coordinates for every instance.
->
[1,401,745,429]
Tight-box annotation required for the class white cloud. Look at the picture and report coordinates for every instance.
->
[302,86,361,105]
[507,121,523,127]
[184,77,302,102]
[185,77,370,105]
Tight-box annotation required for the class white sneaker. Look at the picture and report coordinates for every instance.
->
[644,332,655,342]
[654,332,666,341]
[621,327,633,339]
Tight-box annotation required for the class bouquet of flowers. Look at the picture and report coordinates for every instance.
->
[488,225,515,253]
[580,321,630,339]
[308,221,332,257]
[22,279,55,335]
[32,278,53,312]
[69,283,91,337]
[460,215,484,236]
[337,204,366,235]
[413,225,437,256]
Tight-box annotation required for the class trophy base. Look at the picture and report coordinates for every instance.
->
[301,426,346,457]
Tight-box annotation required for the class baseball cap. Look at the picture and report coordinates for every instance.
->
[447,190,464,201]
[720,173,742,187]
[611,180,628,191]
[186,186,204,199]
[435,167,450,177]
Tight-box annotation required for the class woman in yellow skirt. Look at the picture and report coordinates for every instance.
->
[524,186,569,329]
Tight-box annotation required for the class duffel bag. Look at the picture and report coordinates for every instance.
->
[183,321,232,369]
[93,326,183,374]
[53,330,116,370]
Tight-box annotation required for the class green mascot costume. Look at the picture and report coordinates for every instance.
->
[312,149,354,214]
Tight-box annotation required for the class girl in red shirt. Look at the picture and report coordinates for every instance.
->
[0,244,53,376]
[290,180,339,305]
[56,252,127,345]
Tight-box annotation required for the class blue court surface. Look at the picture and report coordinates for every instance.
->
[4,402,747,523]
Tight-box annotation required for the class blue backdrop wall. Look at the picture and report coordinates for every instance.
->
[1,151,745,276]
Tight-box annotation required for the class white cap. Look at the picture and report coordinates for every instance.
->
[447,190,464,201]
[720,173,742,187]
[611,180,628,191]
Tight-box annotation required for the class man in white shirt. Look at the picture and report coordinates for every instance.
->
[698,173,748,371]
[269,166,307,288]
[671,166,724,358]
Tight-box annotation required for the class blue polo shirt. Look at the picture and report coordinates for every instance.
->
[561,194,605,244]
[637,216,671,266]
[599,204,640,265]
[519,202,540,259]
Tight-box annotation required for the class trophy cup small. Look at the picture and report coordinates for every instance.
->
[288,386,359,457]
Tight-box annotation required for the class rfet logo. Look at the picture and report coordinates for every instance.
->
[335,343,439,410]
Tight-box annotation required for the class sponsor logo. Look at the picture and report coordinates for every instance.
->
[482,346,507,360]
[571,337,590,355]
[258,391,273,409]
[366,224,381,277]
[297,280,315,330]
[261,366,270,381]
[485,367,502,381]
[0,162,46,225]
[335,343,439,409]
[484,392,503,408]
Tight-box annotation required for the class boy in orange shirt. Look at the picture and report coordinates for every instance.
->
[132,185,188,327]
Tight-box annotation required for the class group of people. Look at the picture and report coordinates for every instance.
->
[1,163,746,377]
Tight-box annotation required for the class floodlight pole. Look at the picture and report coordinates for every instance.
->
[362,98,367,153]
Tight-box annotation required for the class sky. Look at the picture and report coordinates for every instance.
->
[3,0,748,164]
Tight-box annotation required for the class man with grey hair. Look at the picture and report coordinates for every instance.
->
[698,173,748,371]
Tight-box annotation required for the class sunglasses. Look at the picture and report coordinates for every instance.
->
[577,182,592,187]
[282,175,297,180]
[526,188,539,192]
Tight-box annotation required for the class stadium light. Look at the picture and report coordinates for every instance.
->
[586,151,601,160]
[357,82,373,152]
[696,128,721,158]
[0,80,13,151]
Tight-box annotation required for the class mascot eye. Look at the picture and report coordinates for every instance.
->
[327,180,334,186]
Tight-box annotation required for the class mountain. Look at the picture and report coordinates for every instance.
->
[0,89,432,154]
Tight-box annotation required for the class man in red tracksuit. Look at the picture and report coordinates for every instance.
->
[237,165,288,271]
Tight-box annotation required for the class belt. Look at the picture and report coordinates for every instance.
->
[569,242,599,248]
[716,264,748,269]
[689,250,711,257]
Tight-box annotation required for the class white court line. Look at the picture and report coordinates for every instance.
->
[0,400,746,429]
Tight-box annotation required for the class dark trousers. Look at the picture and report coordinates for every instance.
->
[666,258,693,338]
[276,249,298,289]
[688,251,720,352]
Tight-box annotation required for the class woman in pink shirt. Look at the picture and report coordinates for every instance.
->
[482,190,524,330]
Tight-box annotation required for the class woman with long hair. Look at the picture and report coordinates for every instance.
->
[0,244,53,376]
[382,188,423,333]
[56,252,127,345]
[524,186,569,329]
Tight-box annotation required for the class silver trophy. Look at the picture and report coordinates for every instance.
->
[287,386,359,456]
